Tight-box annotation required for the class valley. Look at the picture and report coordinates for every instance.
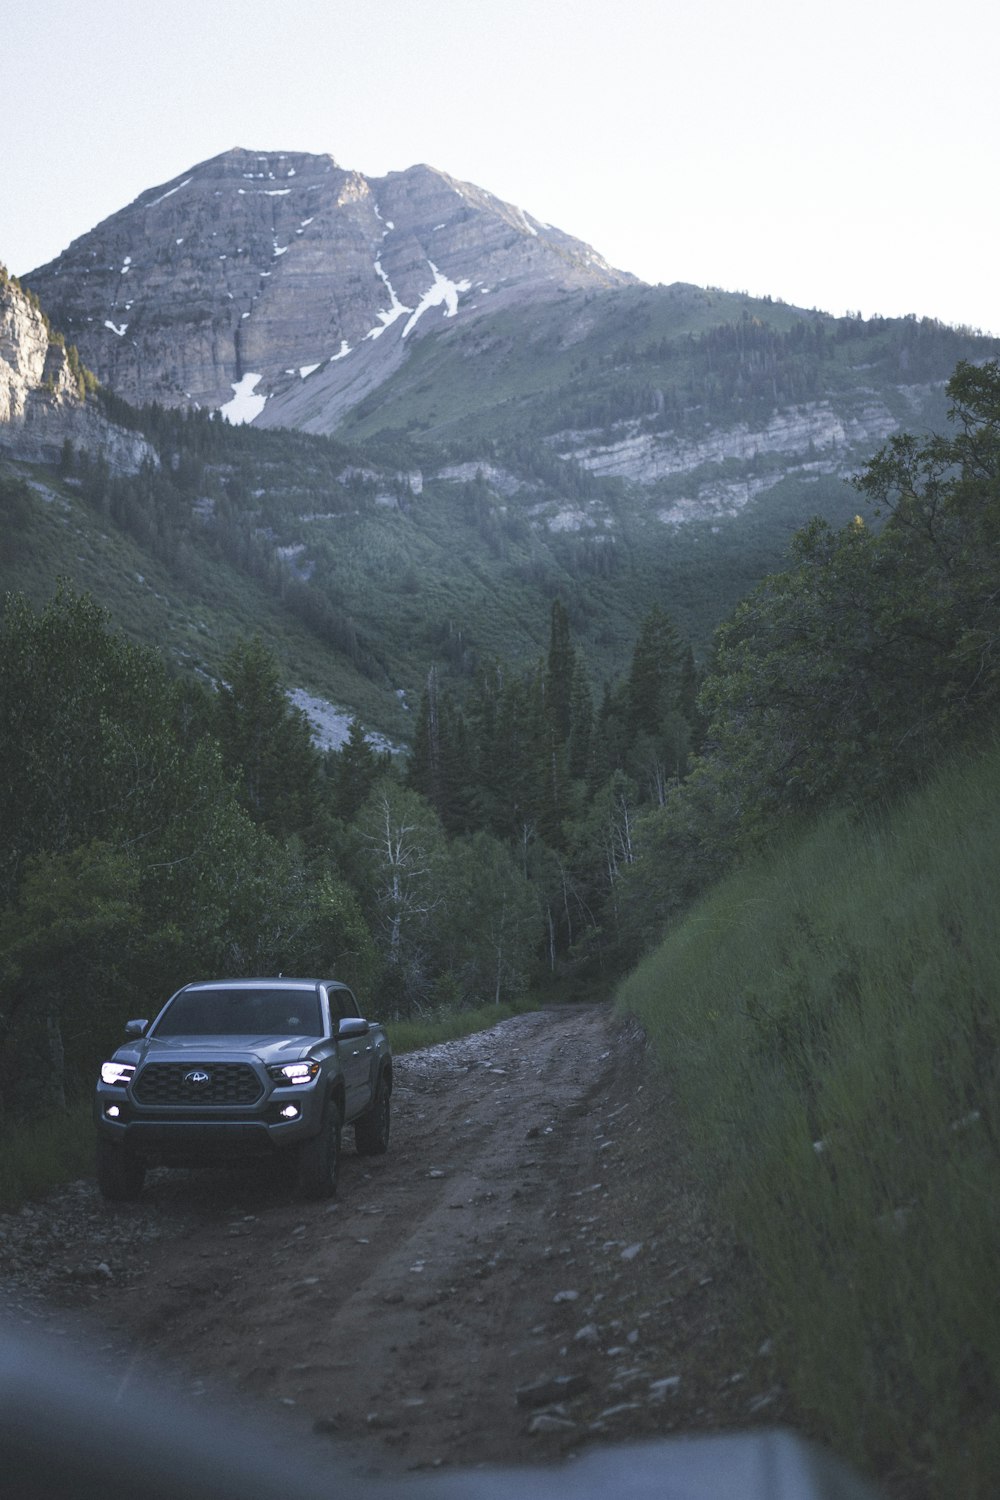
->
[3,140,1000,1499]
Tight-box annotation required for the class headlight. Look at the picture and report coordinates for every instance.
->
[267,1061,321,1086]
[100,1061,135,1087]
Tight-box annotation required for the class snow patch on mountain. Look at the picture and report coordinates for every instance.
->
[147,177,193,208]
[220,373,266,424]
[402,262,472,337]
[366,261,411,340]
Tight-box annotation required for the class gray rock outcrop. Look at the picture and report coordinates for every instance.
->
[0,271,153,470]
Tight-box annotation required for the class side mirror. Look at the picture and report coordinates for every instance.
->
[125,1019,148,1037]
[337,1017,370,1040]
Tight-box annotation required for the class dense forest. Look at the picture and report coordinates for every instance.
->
[0,553,699,1116]
[4,360,999,1119]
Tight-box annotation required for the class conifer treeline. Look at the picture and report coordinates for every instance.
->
[405,599,699,974]
[0,583,698,1118]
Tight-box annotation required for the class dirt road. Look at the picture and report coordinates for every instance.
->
[0,1004,791,1474]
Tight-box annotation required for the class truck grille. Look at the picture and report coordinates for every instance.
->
[133,1062,263,1105]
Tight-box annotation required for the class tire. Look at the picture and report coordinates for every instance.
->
[354,1075,391,1157]
[296,1100,342,1199]
[96,1138,145,1202]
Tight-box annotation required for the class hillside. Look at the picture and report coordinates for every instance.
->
[617,739,1000,1499]
[4,325,999,752]
[0,385,898,747]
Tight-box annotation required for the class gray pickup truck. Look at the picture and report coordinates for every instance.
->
[94,977,392,1202]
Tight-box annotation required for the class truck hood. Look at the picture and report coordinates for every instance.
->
[130,1035,317,1066]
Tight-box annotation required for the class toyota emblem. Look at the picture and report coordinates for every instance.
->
[185,1069,211,1087]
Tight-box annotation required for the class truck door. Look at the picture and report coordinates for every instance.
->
[330,989,372,1118]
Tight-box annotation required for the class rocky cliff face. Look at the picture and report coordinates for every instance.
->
[557,398,905,486]
[0,273,80,421]
[24,148,635,419]
[550,391,921,524]
[0,272,152,469]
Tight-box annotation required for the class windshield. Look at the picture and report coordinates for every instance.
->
[152,987,323,1038]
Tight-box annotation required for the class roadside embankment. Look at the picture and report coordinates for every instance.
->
[617,741,1000,1500]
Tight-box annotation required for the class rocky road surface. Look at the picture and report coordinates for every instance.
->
[0,1005,793,1476]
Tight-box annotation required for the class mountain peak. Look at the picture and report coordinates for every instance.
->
[23,149,637,419]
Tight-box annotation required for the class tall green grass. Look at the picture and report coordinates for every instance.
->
[617,742,1000,1498]
[0,1102,95,1211]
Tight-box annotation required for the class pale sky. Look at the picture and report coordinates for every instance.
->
[3,0,998,331]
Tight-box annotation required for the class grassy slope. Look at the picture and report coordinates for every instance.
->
[0,462,416,737]
[616,740,1000,1498]
[335,285,813,444]
[1,441,864,726]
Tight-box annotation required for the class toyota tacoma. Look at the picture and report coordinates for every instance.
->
[94,978,391,1201]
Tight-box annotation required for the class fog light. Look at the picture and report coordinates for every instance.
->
[280,1105,299,1120]
[106,1105,121,1119]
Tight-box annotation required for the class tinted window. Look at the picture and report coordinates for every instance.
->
[327,988,360,1024]
[152,988,322,1037]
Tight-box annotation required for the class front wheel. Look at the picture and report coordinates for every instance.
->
[96,1137,145,1201]
[297,1101,342,1199]
[354,1076,391,1157]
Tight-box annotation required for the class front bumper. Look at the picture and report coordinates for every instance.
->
[94,1085,324,1164]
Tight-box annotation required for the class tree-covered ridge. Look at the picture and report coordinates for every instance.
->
[618,359,1000,947]
[336,281,1000,447]
[521,306,1000,443]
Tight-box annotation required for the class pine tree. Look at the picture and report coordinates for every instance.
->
[566,657,594,781]
[407,668,474,834]
[331,717,380,822]
[625,606,681,740]
[545,598,574,743]
[214,637,320,838]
